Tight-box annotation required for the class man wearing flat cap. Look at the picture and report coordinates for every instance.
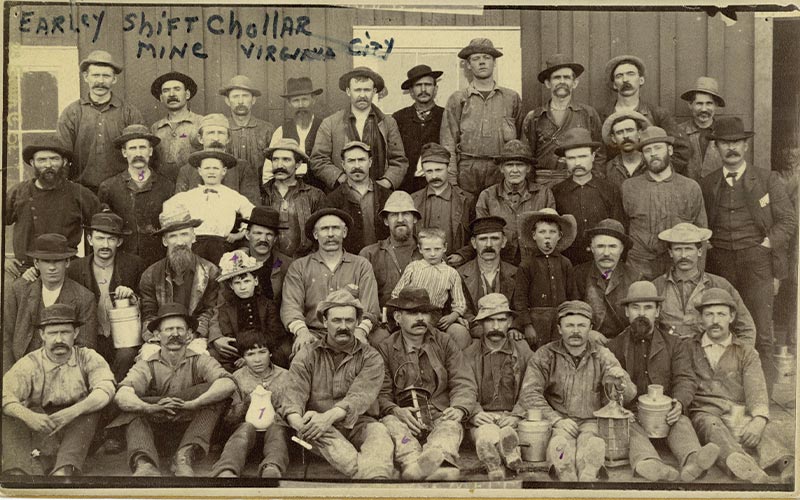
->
[149,71,202,180]
[393,65,446,193]
[5,135,100,280]
[601,110,651,189]
[276,289,394,479]
[2,304,116,476]
[521,54,604,188]
[99,124,175,266]
[441,38,522,196]
[677,76,726,180]
[622,126,707,280]
[311,66,408,192]
[57,49,144,191]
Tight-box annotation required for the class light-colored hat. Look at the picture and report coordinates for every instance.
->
[341,140,371,158]
[680,76,725,107]
[458,38,503,59]
[199,113,230,133]
[619,281,664,305]
[519,208,577,253]
[218,75,262,97]
[217,250,264,282]
[188,150,237,169]
[658,222,713,244]
[605,55,645,85]
[635,126,674,150]
[316,287,364,322]
[378,191,421,219]
[474,293,516,322]
[265,138,308,162]
[694,288,737,313]
[557,300,593,321]
[601,110,651,146]
[154,202,202,236]
[80,50,123,74]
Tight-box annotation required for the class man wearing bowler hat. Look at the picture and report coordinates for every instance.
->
[392,65,446,193]
[441,38,522,196]
[240,206,294,303]
[57,50,144,191]
[600,110,651,189]
[149,71,202,181]
[311,66,408,191]
[677,76,726,180]
[521,54,604,188]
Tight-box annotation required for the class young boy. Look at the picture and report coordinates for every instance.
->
[513,208,579,349]
[212,249,293,370]
[391,228,472,348]
[210,329,289,478]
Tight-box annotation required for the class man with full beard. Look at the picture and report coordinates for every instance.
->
[622,126,707,280]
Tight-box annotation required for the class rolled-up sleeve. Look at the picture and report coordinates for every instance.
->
[118,359,153,396]
[83,349,116,400]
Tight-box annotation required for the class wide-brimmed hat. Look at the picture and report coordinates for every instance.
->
[601,110,651,146]
[316,288,364,322]
[83,209,131,236]
[584,218,632,250]
[112,124,161,149]
[680,76,725,107]
[147,302,197,333]
[218,75,262,97]
[385,287,440,312]
[242,206,283,231]
[265,138,308,162]
[538,54,584,84]
[554,128,601,157]
[26,234,77,260]
[401,64,444,91]
[694,287,737,313]
[557,300,593,321]
[619,281,664,305]
[80,50,123,74]
[419,143,450,164]
[519,208,577,253]
[36,303,84,328]
[458,38,503,59]
[708,117,754,141]
[635,126,675,150]
[605,55,646,85]
[188,149,237,169]
[470,216,506,236]
[281,77,323,98]
[154,203,202,236]
[217,249,264,282]
[304,208,354,242]
[494,140,535,165]
[338,67,385,93]
[658,222,713,244]
[379,191,421,219]
[474,293,516,322]
[150,71,198,101]
[22,135,73,164]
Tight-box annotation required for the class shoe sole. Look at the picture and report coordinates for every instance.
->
[727,452,769,483]
[637,460,679,481]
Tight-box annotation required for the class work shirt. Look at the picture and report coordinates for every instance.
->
[119,348,231,397]
[359,237,422,307]
[391,260,467,316]
[514,249,577,327]
[602,154,647,190]
[150,111,203,182]
[261,179,325,256]
[421,184,456,251]
[701,332,732,371]
[169,184,254,237]
[521,101,604,172]
[228,116,276,182]
[476,342,518,412]
[344,180,376,246]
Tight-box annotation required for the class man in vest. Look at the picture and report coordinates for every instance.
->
[677,77,726,181]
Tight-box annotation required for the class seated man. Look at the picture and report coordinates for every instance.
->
[110,303,236,477]
[276,289,394,479]
[515,300,636,481]
[2,304,115,476]
[687,288,794,483]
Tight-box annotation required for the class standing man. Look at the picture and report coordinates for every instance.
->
[622,126,707,280]
[677,77,725,181]
[57,50,144,191]
[393,65,446,193]
[600,110,651,189]
[311,67,408,191]
[700,116,797,387]
[441,38,522,196]
[99,124,175,266]
[149,71,202,182]
[521,54,603,188]
[240,206,294,304]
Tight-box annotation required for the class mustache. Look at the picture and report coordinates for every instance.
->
[480,248,497,255]
[677,258,693,265]
[92,83,109,89]
[486,329,506,337]
[620,82,634,91]
[412,321,427,328]
[206,141,226,150]
[350,168,366,174]
[725,151,741,158]
[133,156,148,163]
[167,97,180,103]
[335,328,351,335]
[51,343,70,350]
[272,168,289,175]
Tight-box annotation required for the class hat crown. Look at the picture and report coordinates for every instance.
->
[476,293,512,316]
[499,139,533,158]
[218,250,260,277]
[342,140,371,154]
[696,287,737,312]
[226,75,256,90]
[316,288,365,320]
[32,233,73,254]
[82,50,121,70]
[470,216,506,235]
[38,303,79,327]
[420,142,450,163]
[381,190,418,214]
[713,117,749,137]
[285,77,315,94]
[395,287,434,307]
[639,126,671,144]
[544,53,573,69]
[659,222,711,243]
[558,128,596,150]
[593,218,626,235]
[246,206,281,228]
[89,211,125,232]
[201,113,230,130]
[159,203,194,230]
[692,76,720,94]
[468,38,496,51]
[557,300,593,320]
[121,124,152,138]
[407,64,433,78]
[623,281,662,303]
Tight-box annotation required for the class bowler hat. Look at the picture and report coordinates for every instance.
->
[112,124,161,149]
[554,128,601,157]
[385,287,440,312]
[601,110,651,146]
[556,300,593,321]
[458,38,503,59]
[153,202,202,236]
[22,135,73,164]
[708,117,754,141]
[494,140,535,165]
[519,208,577,254]
[84,209,131,236]
[265,138,308,162]
[338,67,385,93]
[538,54,584,84]
[281,77,323,98]
[80,50,123,74]
[635,126,674,150]
[694,287,737,313]
[218,75,262,97]
[147,302,197,333]
[658,222,712,244]
[379,191,421,219]
[150,71,198,101]
[341,140,371,158]
[242,206,284,231]
[474,293,516,322]
[619,281,664,305]
[217,249,264,282]
[419,143,450,164]
[401,64,444,91]
[36,303,84,328]
[680,76,726,107]
[605,55,646,84]
[584,218,632,250]
[469,216,506,236]
[188,149,237,169]
[316,287,365,322]
[304,208,354,242]
[26,234,77,260]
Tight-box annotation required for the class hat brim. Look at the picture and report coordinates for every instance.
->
[458,47,503,59]
[708,132,754,141]
[22,145,73,165]
[147,312,198,333]
[218,85,262,97]
[584,227,633,250]
[26,249,78,260]
[264,145,309,163]
[316,304,364,323]
[188,151,237,169]
[304,208,354,242]
[338,70,386,93]
[241,217,285,231]
[694,300,737,313]
[601,112,652,146]
[658,227,713,244]
[280,88,323,98]
[36,318,84,328]
[679,89,726,107]
[217,263,264,282]
[385,302,441,313]
[112,132,161,149]
[401,71,444,91]
[378,208,421,220]
[635,136,675,150]
[519,212,577,253]
[83,224,133,236]
[495,155,536,165]
[474,308,517,322]
[150,72,198,101]
[605,55,646,85]
[554,141,602,157]
[619,296,665,305]
[80,60,122,74]
[537,63,585,84]
[153,219,203,236]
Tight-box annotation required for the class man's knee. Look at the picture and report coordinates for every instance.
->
[474,423,501,446]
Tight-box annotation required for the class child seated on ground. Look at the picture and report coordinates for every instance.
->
[210,329,289,478]
[391,228,472,348]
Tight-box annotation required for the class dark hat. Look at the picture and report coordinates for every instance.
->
[601,110,651,146]
[341,140,371,158]
[495,140,535,165]
[22,135,73,164]
[147,302,197,333]
[584,218,632,250]
[708,117,754,141]
[281,77,323,98]
[84,209,131,236]
[556,300,593,321]
[26,233,77,260]
[519,208,577,253]
[554,128,602,157]
[242,206,284,231]
[265,138,308,162]
[150,71,198,101]
[218,75,262,97]
[619,281,664,305]
[316,288,364,322]
[694,287,737,313]
[154,203,202,236]
[338,67,385,93]
[80,50,123,74]
[538,54,585,84]
[635,126,675,150]
[469,216,506,236]
[304,208,354,242]
[112,124,161,149]
[605,55,646,84]
[188,150,237,169]
[385,287,440,312]
[401,64,444,91]
[36,303,83,328]
[419,143,450,164]
[680,76,726,107]
[458,38,503,59]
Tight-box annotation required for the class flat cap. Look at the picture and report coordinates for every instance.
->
[557,300,594,321]
[316,288,364,322]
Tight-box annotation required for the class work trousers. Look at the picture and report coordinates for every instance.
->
[382,414,463,471]
[95,334,138,382]
[310,415,394,479]
[469,414,519,470]
[548,418,604,478]
[628,416,701,471]
[457,157,502,196]
[210,421,289,476]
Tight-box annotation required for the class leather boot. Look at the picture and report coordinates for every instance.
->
[498,426,523,471]
[402,447,444,480]
[172,445,195,477]
[680,443,720,481]
[547,435,577,481]
[726,452,770,483]
[636,458,679,481]
[576,436,606,482]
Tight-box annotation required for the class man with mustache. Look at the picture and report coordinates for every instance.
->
[57,50,144,192]
[551,128,625,265]
[99,124,175,266]
[677,77,726,181]
[521,55,604,188]
[608,282,720,482]
[312,67,408,192]
[149,72,202,182]
[687,288,794,483]
[699,117,797,392]
[600,110,651,189]
[2,304,115,476]
[239,207,294,304]
[622,126,707,280]
[392,65,446,193]
[5,136,100,281]
[111,303,236,477]
[441,38,522,196]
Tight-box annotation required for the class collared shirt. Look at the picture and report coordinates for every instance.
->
[675,271,702,312]
[120,348,231,397]
[262,179,325,256]
[150,111,203,182]
[174,159,260,205]
[700,331,733,371]
[2,347,115,410]
[478,341,517,412]
[521,101,604,172]
[344,180,376,246]
[169,184,254,237]
[391,260,467,315]
[602,154,647,190]
[722,162,747,186]
[228,116,276,180]
[422,184,455,250]
[625,331,652,393]
[359,237,422,307]
[395,334,437,397]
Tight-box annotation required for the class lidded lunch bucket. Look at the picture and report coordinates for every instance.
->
[517,409,551,462]
[109,297,142,349]
[637,384,672,438]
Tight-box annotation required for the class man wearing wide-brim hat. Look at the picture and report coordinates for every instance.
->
[521,54,604,188]
[310,67,408,192]
[150,71,203,178]
[622,126,708,280]
[58,49,144,191]
[601,110,651,189]
[376,287,477,481]
[677,76,726,180]
[441,38,522,196]
[3,234,99,373]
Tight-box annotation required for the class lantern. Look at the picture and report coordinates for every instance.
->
[593,387,634,467]
[397,385,434,439]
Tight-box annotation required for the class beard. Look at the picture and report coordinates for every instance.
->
[167,244,195,277]
[630,316,654,341]
[34,166,67,187]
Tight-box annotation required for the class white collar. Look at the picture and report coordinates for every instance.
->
[722,162,747,182]
[701,332,733,348]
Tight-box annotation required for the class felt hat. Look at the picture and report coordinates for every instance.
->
[494,140,535,165]
[153,203,202,236]
[419,143,450,164]
[36,303,84,328]
[401,64,444,91]
[338,67,385,93]
[112,124,160,148]
[619,281,664,305]
[242,206,284,231]
[304,208,354,242]
[83,209,131,236]
[635,126,674,150]
[379,191,421,219]
[708,117,754,141]
[26,234,77,260]
[340,140,371,158]
[188,149,237,169]
[147,302,197,333]
[519,208,577,253]
[218,75,262,97]
[658,222,713,244]
[605,55,646,84]
[556,300,593,321]
[474,293,516,322]
[80,50,123,74]
[458,38,503,59]
[538,53,584,83]
[385,287,440,312]
[601,110,651,146]
[22,135,73,164]
[554,128,601,157]
[694,287,737,313]
[150,71,198,101]
[584,218,632,250]
[198,113,230,133]
[469,216,506,236]
[217,249,264,282]
[316,287,364,322]
[680,76,726,107]
[281,77,323,98]
[265,138,308,162]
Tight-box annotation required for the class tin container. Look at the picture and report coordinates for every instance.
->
[637,384,673,438]
[109,297,143,348]
[517,409,551,462]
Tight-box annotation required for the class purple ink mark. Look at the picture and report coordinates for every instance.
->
[559,451,564,459]
[401,436,410,444]
[231,254,240,264]
[137,170,145,181]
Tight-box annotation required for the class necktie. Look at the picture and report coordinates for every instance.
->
[726,172,737,186]
[204,188,218,194]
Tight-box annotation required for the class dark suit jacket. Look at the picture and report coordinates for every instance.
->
[457,259,517,323]
[411,184,475,254]
[323,182,392,254]
[573,260,642,338]
[67,251,146,299]
[214,295,288,348]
